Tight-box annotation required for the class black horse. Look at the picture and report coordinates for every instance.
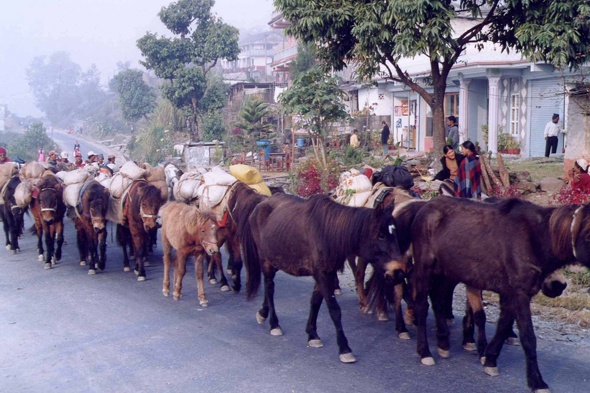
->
[1,176,25,253]
[406,196,590,392]
[241,193,405,363]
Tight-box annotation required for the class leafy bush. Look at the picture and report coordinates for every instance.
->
[202,111,226,142]
[342,145,363,167]
[296,159,339,197]
[130,125,173,165]
[487,185,523,199]
[551,186,590,205]
[8,122,58,162]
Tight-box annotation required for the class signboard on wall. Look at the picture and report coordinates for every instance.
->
[394,100,409,116]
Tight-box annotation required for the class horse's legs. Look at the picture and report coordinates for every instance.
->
[413,261,435,365]
[305,284,324,347]
[195,254,208,307]
[443,279,458,325]
[403,277,416,326]
[76,226,87,266]
[467,287,488,361]
[316,271,354,362]
[394,283,409,339]
[131,229,147,281]
[261,264,281,335]
[429,275,451,358]
[98,229,107,270]
[118,225,130,271]
[462,294,476,351]
[43,222,53,269]
[483,295,517,377]
[229,236,242,293]
[162,234,172,297]
[333,275,342,296]
[1,209,11,250]
[211,250,229,291]
[55,220,64,262]
[355,257,369,312]
[34,218,44,261]
[206,253,216,283]
[172,252,188,300]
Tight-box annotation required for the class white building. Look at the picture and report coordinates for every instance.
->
[221,31,283,82]
[346,18,589,158]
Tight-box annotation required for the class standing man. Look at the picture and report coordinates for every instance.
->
[350,129,360,148]
[74,152,85,168]
[381,121,390,156]
[446,116,459,149]
[0,147,11,164]
[544,113,563,157]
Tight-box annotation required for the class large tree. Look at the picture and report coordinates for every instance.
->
[110,69,157,122]
[275,0,590,157]
[279,67,348,166]
[137,0,239,141]
[234,99,274,155]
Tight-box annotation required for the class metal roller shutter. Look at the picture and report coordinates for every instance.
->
[529,79,566,157]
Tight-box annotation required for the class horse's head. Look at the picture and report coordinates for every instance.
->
[199,215,219,256]
[139,184,162,232]
[542,270,567,298]
[360,204,406,284]
[552,205,590,270]
[88,185,110,232]
[34,177,62,224]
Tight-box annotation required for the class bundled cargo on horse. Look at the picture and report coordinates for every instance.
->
[0,162,19,193]
[372,165,414,190]
[141,163,168,201]
[173,171,204,203]
[197,168,237,208]
[20,162,46,179]
[62,169,91,208]
[106,161,146,224]
[13,179,38,209]
[229,164,272,196]
[334,169,373,207]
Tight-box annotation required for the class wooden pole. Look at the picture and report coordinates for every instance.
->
[480,154,502,189]
[496,153,511,187]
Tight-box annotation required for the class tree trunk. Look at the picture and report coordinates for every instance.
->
[480,159,493,193]
[496,153,511,187]
[431,88,446,161]
[191,98,200,142]
[308,131,320,163]
[318,135,327,168]
[481,154,502,189]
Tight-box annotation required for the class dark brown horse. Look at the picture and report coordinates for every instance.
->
[68,180,110,275]
[406,196,590,393]
[160,202,219,306]
[1,176,25,253]
[205,181,269,293]
[30,174,66,269]
[117,180,162,281]
[241,193,405,363]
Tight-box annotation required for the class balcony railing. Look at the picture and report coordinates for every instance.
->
[273,46,298,64]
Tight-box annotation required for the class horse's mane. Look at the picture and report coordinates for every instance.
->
[549,204,585,260]
[231,181,268,231]
[137,182,162,205]
[307,195,381,265]
[37,174,59,190]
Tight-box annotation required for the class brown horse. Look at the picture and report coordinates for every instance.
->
[241,193,405,363]
[405,196,590,393]
[68,180,110,275]
[117,180,162,281]
[1,176,25,253]
[29,174,66,269]
[205,181,269,293]
[160,202,219,307]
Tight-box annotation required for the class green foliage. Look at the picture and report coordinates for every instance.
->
[110,69,157,122]
[202,111,226,142]
[7,122,58,162]
[130,125,173,165]
[342,145,363,167]
[234,99,274,153]
[289,42,317,81]
[152,99,186,133]
[137,0,239,140]
[26,52,107,126]
[201,74,229,115]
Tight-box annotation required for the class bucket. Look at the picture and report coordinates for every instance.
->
[256,140,271,160]
[297,138,305,148]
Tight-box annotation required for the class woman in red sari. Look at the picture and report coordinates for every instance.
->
[453,141,482,199]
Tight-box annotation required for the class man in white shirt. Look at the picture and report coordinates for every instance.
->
[544,113,562,157]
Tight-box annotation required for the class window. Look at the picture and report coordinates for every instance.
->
[445,93,459,118]
[426,104,433,137]
[510,93,520,136]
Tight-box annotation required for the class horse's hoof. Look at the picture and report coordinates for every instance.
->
[377,312,390,322]
[88,269,96,275]
[505,337,519,346]
[463,342,477,352]
[38,255,44,262]
[437,348,450,358]
[134,270,139,276]
[199,300,209,308]
[360,305,369,314]
[404,312,415,327]
[163,290,169,297]
[334,289,342,295]
[226,269,233,275]
[137,276,146,282]
[123,266,130,272]
[446,318,454,326]
[270,327,283,336]
[534,389,551,393]
[339,353,356,363]
[421,357,435,366]
[220,285,230,292]
[209,278,217,285]
[5,245,10,250]
[398,332,411,340]
[14,248,20,254]
[483,367,499,377]
[308,339,323,348]
[480,357,486,365]
[44,263,51,270]
[80,261,87,266]
[256,311,266,324]
[173,294,181,301]
[51,257,57,266]
[144,261,151,266]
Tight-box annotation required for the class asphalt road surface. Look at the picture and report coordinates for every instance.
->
[2,134,589,393]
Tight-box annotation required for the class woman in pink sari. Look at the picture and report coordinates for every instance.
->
[37,148,45,162]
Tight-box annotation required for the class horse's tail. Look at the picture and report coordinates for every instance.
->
[240,210,261,301]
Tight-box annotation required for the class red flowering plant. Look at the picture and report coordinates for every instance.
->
[552,186,590,205]
[487,185,523,199]
[296,158,340,197]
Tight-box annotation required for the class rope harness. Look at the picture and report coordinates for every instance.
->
[40,188,58,212]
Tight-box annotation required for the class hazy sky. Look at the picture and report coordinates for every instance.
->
[0,0,275,117]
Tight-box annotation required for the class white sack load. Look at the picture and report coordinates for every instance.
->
[197,170,237,207]
[120,161,146,180]
[55,171,67,183]
[107,163,119,173]
[109,173,134,199]
[63,169,89,186]
[173,172,204,203]
[14,179,37,208]
[0,162,19,190]
[348,190,372,207]
[106,196,125,224]
[20,162,46,179]
[64,183,85,208]
[334,169,373,207]
[151,179,169,201]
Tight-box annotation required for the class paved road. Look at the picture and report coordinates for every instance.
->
[1,133,589,392]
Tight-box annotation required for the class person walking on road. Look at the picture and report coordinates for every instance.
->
[544,113,563,157]
[350,129,360,148]
[381,121,390,156]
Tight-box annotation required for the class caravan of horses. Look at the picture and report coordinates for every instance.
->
[2,157,587,393]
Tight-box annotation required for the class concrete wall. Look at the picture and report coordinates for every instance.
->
[357,88,393,117]
[564,93,590,174]
[467,79,488,146]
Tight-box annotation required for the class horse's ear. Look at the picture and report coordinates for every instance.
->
[31,186,40,199]
[54,182,62,192]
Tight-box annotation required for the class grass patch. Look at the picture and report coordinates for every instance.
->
[533,293,590,312]
[503,160,564,182]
